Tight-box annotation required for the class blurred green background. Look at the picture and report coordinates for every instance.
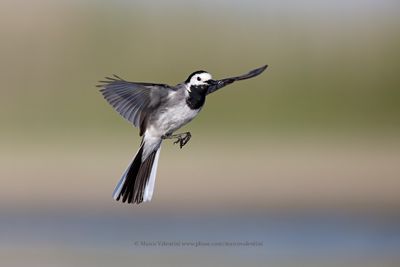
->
[1,0,400,266]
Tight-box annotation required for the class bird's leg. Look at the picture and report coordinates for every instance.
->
[175,132,191,148]
[162,132,192,149]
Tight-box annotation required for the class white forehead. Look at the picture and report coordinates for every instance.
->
[191,72,212,82]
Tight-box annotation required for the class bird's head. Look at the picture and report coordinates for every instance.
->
[183,64,268,94]
[185,71,218,92]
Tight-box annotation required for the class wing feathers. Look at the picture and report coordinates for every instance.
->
[206,65,268,95]
[98,76,171,132]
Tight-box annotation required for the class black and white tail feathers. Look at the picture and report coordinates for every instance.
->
[113,140,161,204]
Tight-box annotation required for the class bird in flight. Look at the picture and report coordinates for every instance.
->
[98,65,268,204]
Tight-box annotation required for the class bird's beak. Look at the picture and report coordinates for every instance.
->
[206,79,235,93]
[206,79,219,86]
[209,78,235,89]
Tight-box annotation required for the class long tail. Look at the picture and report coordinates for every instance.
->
[113,137,162,204]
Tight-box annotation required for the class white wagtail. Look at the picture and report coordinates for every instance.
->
[98,65,268,204]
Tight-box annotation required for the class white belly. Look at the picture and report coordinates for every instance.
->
[161,102,200,134]
[147,102,200,138]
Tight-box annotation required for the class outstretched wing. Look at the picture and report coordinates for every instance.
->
[97,75,171,135]
[206,65,268,95]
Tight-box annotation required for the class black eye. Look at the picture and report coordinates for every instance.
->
[197,77,201,81]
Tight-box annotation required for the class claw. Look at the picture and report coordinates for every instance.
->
[173,139,180,145]
[164,132,192,148]
[181,133,191,147]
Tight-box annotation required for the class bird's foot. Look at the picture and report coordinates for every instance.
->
[173,132,191,148]
[162,132,192,149]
